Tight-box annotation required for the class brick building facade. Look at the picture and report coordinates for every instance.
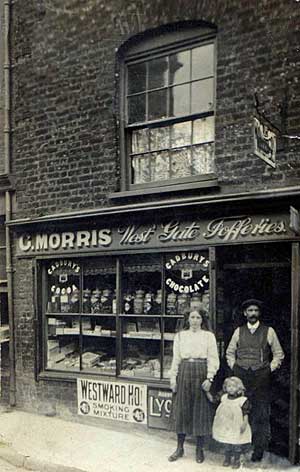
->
[0,0,300,464]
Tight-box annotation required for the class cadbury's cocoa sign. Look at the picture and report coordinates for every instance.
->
[17,214,293,256]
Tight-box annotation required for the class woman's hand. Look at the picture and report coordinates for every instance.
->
[201,379,212,392]
[170,379,177,393]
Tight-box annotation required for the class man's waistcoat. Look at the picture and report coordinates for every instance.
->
[236,324,270,370]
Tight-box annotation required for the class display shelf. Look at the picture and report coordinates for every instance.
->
[82,331,116,338]
[119,313,162,318]
[46,312,116,317]
[46,312,79,317]
[123,333,161,340]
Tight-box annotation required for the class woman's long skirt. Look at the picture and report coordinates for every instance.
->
[172,359,213,436]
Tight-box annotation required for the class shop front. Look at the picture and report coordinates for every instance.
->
[13,206,299,462]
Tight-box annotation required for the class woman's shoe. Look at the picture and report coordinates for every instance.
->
[168,448,184,462]
[196,448,204,463]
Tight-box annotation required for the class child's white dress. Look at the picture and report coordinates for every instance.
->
[212,394,251,445]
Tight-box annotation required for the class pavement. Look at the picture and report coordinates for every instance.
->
[0,406,299,472]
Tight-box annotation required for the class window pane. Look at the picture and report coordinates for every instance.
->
[131,155,151,184]
[150,151,170,181]
[148,57,168,89]
[192,143,215,175]
[171,121,191,148]
[128,94,146,124]
[171,147,191,178]
[47,316,80,371]
[193,116,214,144]
[148,89,168,121]
[191,79,214,114]
[169,84,190,117]
[192,44,214,80]
[169,51,190,84]
[149,126,170,151]
[82,315,116,374]
[46,262,80,314]
[127,62,146,94]
[132,129,149,154]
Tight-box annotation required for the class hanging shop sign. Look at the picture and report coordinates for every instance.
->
[253,115,277,168]
[165,252,209,294]
[148,388,173,430]
[77,378,147,424]
[17,213,294,256]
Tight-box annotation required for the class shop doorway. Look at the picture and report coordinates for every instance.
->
[217,243,292,459]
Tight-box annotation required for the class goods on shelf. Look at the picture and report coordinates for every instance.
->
[82,352,101,368]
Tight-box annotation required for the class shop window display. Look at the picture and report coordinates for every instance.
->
[43,251,210,379]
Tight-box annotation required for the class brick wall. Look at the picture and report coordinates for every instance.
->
[11,0,300,219]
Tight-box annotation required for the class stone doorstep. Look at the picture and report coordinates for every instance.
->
[0,444,87,472]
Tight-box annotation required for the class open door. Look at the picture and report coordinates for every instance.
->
[290,243,299,464]
[217,243,295,461]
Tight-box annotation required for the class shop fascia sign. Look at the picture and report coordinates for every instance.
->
[18,214,291,255]
[253,114,277,168]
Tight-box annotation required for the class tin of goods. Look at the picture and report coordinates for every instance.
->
[134,290,145,314]
[166,292,177,315]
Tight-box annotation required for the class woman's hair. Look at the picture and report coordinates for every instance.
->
[223,376,246,395]
[182,309,211,331]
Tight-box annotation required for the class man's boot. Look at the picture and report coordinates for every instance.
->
[168,434,185,462]
[251,447,264,462]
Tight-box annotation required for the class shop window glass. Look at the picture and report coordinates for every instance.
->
[123,31,216,189]
[81,258,117,374]
[42,252,211,380]
[120,254,162,378]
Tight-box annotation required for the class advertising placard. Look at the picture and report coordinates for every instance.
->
[77,378,147,424]
[148,388,173,430]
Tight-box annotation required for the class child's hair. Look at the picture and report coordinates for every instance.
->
[223,376,246,395]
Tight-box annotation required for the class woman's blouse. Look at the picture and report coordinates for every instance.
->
[169,329,220,384]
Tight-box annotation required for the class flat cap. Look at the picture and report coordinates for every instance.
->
[241,298,263,310]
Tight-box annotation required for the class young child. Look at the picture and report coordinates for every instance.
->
[206,376,251,469]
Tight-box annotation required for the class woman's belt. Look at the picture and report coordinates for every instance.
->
[182,358,207,363]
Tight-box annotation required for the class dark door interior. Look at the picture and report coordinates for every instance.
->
[216,243,291,458]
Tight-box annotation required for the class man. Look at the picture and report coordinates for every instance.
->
[226,299,284,462]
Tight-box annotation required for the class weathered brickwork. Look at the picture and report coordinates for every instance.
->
[11,0,300,219]
[9,0,300,416]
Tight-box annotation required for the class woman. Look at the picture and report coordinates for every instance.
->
[168,309,219,463]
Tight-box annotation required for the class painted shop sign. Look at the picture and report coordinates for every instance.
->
[165,252,209,294]
[148,388,173,430]
[17,214,293,256]
[77,378,147,424]
[253,115,277,168]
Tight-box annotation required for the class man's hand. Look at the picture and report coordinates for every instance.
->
[201,379,212,392]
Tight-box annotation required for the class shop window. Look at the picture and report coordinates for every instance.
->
[120,25,216,191]
[42,251,210,379]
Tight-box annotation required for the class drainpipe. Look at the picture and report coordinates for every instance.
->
[4,0,16,407]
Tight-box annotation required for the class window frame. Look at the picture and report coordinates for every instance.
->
[37,250,213,382]
[119,27,217,193]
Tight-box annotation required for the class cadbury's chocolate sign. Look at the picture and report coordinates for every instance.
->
[17,215,293,256]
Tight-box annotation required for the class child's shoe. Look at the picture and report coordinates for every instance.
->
[231,455,240,469]
[223,454,231,467]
